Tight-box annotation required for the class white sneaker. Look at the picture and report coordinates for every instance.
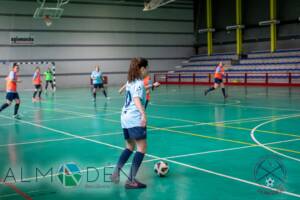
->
[106,97,110,100]
[13,114,21,119]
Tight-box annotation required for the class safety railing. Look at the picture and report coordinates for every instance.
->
[154,72,300,86]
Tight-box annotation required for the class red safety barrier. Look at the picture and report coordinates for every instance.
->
[103,76,108,84]
[154,72,300,87]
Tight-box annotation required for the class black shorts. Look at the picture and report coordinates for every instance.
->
[123,127,147,140]
[6,92,20,101]
[214,78,223,84]
[46,80,53,83]
[93,83,104,89]
[34,84,42,90]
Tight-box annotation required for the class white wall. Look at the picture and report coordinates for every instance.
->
[0,0,194,89]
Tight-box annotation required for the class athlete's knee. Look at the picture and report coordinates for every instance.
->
[136,140,147,154]
[126,140,135,151]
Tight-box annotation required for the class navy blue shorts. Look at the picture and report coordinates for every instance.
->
[6,92,20,101]
[93,83,104,89]
[123,127,147,140]
[34,84,42,90]
[214,78,223,84]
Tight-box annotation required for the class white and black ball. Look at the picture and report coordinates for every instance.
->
[154,161,169,177]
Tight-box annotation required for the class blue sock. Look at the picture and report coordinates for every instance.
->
[0,103,9,112]
[129,151,145,181]
[222,88,226,97]
[114,148,133,175]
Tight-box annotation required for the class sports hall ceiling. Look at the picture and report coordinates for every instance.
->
[0,0,193,9]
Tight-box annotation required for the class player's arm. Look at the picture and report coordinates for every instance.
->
[119,84,126,94]
[133,97,146,127]
[7,72,21,83]
[145,82,160,90]
[91,73,95,80]
[33,72,37,81]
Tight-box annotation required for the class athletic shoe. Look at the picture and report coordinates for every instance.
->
[13,114,21,120]
[125,179,147,189]
[204,90,208,96]
[224,95,228,99]
[106,97,111,100]
[110,173,120,184]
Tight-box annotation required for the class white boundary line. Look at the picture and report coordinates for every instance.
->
[0,132,121,148]
[1,115,300,198]
[26,99,300,129]
[251,115,300,163]
[6,136,300,184]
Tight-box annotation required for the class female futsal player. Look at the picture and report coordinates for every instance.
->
[90,65,109,101]
[204,62,228,98]
[111,58,147,189]
[119,58,160,109]
[44,67,55,93]
[32,67,42,102]
[0,63,21,119]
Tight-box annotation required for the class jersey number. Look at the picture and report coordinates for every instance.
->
[125,91,132,108]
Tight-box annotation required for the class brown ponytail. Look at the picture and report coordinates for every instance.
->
[127,58,142,83]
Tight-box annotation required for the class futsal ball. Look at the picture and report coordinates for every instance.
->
[154,161,169,177]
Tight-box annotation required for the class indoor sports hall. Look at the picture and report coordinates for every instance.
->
[0,0,299,199]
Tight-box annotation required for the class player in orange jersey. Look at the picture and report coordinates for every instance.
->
[204,62,227,98]
[32,67,43,102]
[0,63,22,119]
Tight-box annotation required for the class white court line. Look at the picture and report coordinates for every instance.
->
[0,115,300,198]
[0,132,122,148]
[0,113,297,148]
[251,115,300,163]
[0,114,293,148]
[0,115,94,128]
[32,99,300,128]
[158,97,300,112]
[24,102,300,137]
[6,137,300,185]
[0,110,120,128]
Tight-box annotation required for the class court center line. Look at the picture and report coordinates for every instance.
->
[1,115,300,198]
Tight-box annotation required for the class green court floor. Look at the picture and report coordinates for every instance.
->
[0,85,300,200]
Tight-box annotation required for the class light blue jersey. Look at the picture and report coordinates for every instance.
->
[121,79,146,129]
[91,71,103,84]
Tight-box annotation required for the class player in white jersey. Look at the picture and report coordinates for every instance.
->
[111,58,147,189]
[91,65,109,101]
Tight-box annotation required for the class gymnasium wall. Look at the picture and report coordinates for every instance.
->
[0,0,194,90]
[196,0,300,54]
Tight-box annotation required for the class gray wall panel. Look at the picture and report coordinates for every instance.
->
[0,0,194,88]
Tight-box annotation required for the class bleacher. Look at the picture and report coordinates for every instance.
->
[155,49,300,86]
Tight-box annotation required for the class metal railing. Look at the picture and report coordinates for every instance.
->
[154,72,300,86]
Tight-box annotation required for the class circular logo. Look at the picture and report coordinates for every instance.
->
[57,163,82,188]
[254,156,287,194]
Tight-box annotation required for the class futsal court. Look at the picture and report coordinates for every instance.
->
[0,85,300,199]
